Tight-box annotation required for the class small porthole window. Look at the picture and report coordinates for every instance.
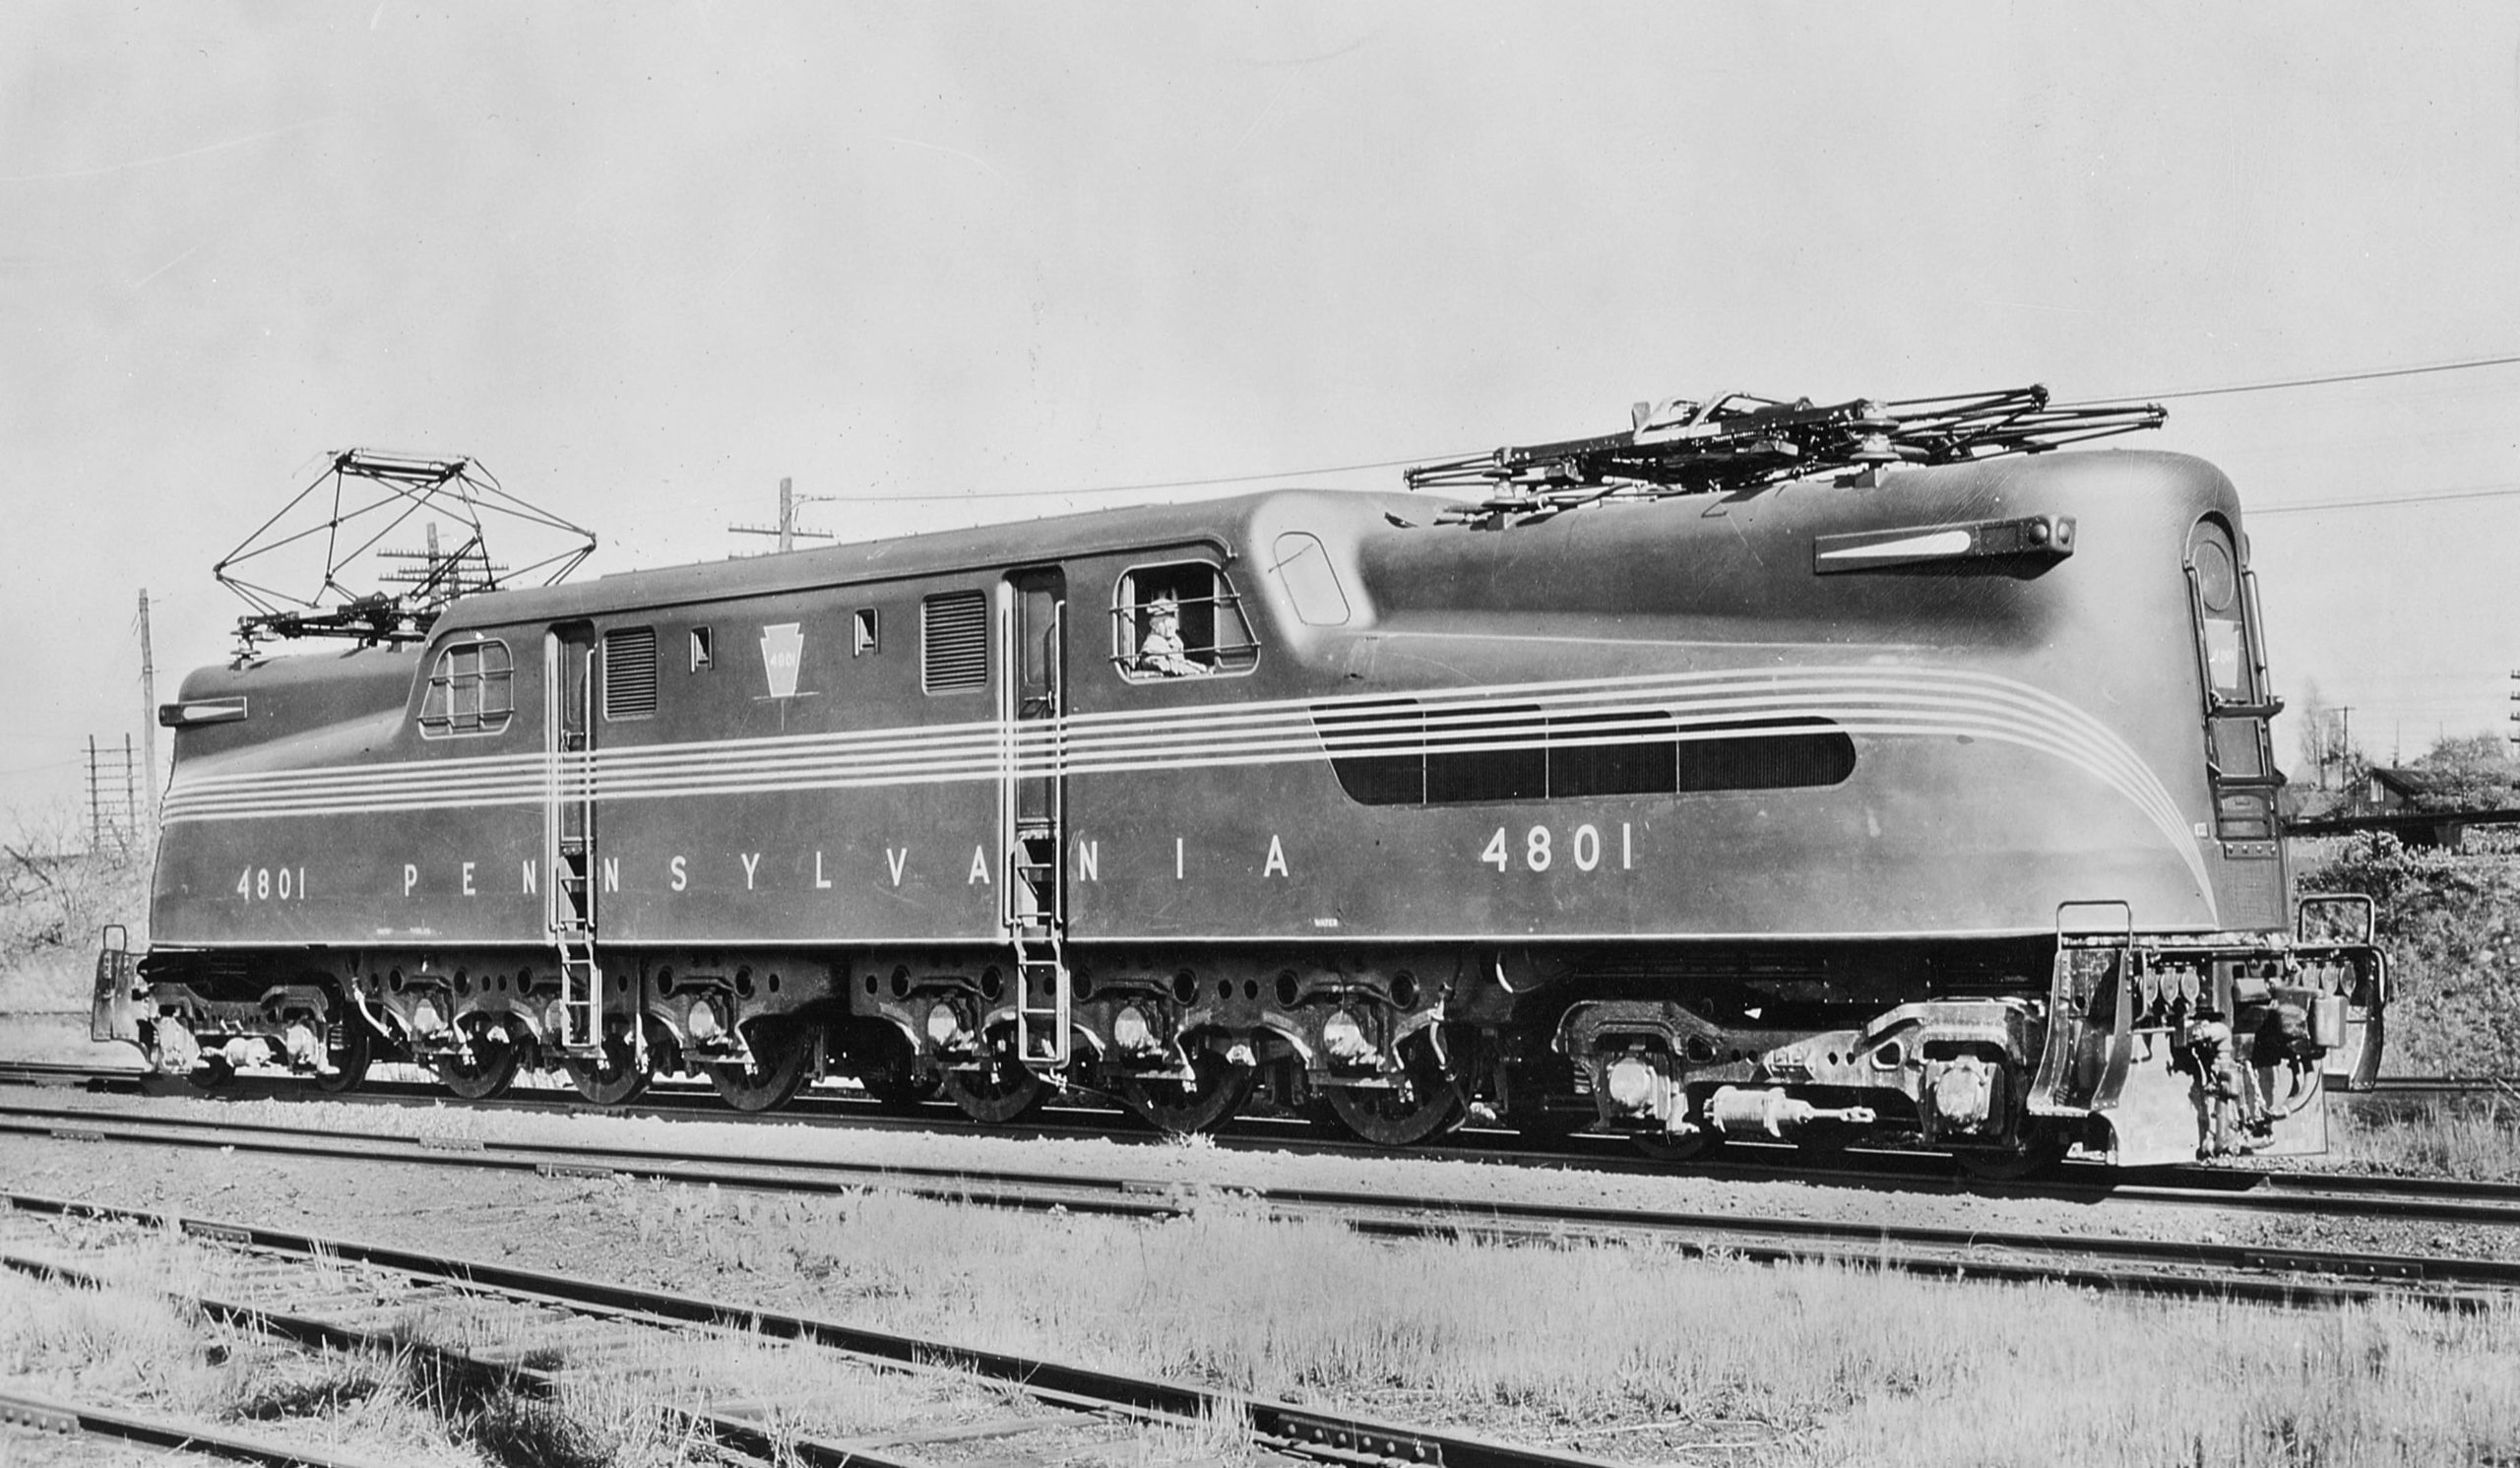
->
[689,627,714,671]
[1112,563,1259,682]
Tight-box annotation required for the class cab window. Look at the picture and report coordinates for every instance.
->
[418,638,514,736]
[1112,563,1259,681]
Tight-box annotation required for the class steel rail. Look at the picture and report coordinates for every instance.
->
[0,1384,398,1468]
[0,1246,955,1468]
[12,1055,2516,1201]
[10,1091,2520,1234]
[3,1190,1616,1468]
[5,1102,2519,1311]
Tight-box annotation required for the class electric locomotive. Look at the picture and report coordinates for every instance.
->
[96,387,2388,1171]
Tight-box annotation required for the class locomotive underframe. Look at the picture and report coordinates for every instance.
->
[1552,927,2387,1167]
[99,915,2385,1172]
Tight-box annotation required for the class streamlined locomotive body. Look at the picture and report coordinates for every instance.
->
[101,399,2388,1171]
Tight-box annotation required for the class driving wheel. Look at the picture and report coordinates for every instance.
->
[433,1014,521,1101]
[1118,1044,1256,1135]
[560,1027,651,1107]
[312,1013,375,1095]
[1323,1028,1469,1147]
[940,1028,1045,1124]
[709,1021,819,1114]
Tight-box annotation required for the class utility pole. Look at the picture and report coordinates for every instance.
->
[2508,670,2519,753]
[137,590,158,817]
[729,477,835,553]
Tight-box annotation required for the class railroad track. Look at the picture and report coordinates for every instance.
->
[0,1385,400,1468]
[9,1054,2519,1222]
[6,1091,2519,1311]
[13,1053,2517,1192]
[1,1189,1607,1468]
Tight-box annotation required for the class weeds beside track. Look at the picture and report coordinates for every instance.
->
[2,1190,1613,1468]
[6,1094,2519,1311]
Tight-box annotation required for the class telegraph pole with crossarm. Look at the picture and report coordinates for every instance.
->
[729,477,835,553]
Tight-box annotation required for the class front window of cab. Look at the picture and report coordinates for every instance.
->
[418,638,515,736]
[2185,516,2277,839]
[2188,520,2249,702]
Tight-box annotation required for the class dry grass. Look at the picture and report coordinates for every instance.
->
[0,812,149,1016]
[2334,1096,2520,1182]
[0,1268,479,1466]
[610,1179,2520,1467]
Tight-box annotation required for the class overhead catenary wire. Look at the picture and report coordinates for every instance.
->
[819,350,2520,507]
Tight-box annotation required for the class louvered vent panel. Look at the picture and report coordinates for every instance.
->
[922,592,989,692]
[603,627,660,718]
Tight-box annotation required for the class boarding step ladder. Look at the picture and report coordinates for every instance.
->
[1009,828,1070,1069]
[1012,925,1071,1069]
[551,840,603,1055]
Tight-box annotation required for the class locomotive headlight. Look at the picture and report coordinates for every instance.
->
[924,1000,964,1048]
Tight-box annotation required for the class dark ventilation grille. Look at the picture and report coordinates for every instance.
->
[922,592,989,693]
[1315,701,1855,805]
[602,627,659,719]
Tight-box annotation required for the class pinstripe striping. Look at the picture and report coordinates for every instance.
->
[160,665,2207,892]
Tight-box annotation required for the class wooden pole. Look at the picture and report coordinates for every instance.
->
[138,589,158,816]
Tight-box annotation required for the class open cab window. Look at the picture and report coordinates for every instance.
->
[1112,562,1259,681]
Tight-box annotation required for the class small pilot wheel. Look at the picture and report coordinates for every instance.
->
[940,1027,1046,1125]
[1118,1044,1256,1136]
[709,1021,819,1114]
[1323,1028,1470,1147]
[561,1027,651,1108]
[311,1014,375,1095]
[433,1015,521,1102]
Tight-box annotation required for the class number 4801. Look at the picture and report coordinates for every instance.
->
[236,865,306,901]
[1480,823,1632,873]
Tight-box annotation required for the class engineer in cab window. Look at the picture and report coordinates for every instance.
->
[1139,597,1208,677]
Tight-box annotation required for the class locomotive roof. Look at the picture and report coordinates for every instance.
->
[415,448,2222,637]
[429,487,1443,631]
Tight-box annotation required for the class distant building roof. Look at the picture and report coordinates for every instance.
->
[2368,767,2440,799]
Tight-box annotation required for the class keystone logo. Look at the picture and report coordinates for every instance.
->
[760,623,803,699]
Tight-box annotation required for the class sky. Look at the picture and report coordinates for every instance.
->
[5,2,2518,836]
